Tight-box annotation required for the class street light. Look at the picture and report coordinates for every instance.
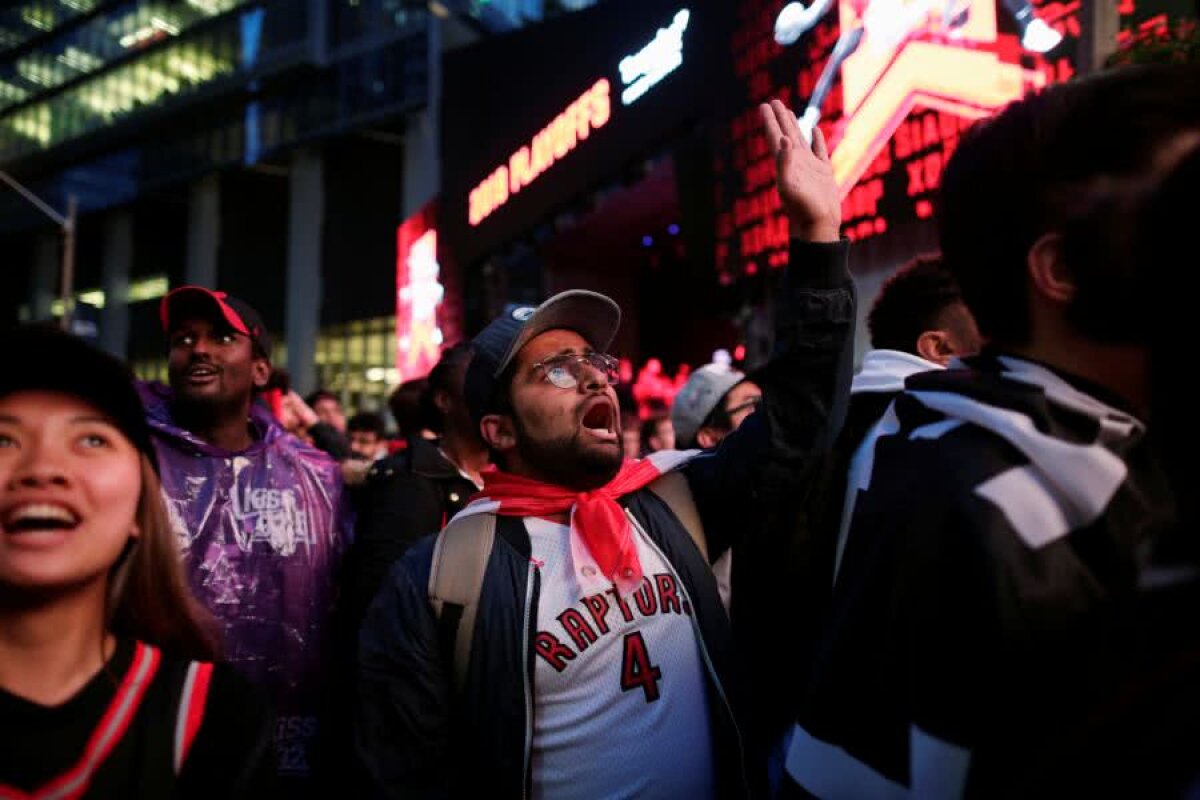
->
[0,170,77,331]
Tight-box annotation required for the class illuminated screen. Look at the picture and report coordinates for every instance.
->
[441,0,735,266]
[714,0,1183,281]
[395,202,448,381]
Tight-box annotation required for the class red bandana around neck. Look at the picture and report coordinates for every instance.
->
[473,458,670,589]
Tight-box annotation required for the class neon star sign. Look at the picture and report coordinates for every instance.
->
[776,0,1057,197]
[396,208,445,380]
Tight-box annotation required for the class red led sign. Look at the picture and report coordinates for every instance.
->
[715,0,1138,282]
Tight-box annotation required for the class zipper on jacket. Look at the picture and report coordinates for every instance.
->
[521,561,537,800]
[625,508,752,799]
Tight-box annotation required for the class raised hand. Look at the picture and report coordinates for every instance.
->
[759,98,841,243]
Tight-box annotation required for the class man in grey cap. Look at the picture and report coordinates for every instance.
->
[671,362,764,611]
[357,99,855,799]
[672,363,763,451]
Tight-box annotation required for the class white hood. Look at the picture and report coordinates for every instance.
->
[851,349,943,395]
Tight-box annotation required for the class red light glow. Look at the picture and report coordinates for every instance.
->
[396,204,446,381]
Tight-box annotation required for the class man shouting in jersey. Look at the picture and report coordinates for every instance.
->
[357,100,856,799]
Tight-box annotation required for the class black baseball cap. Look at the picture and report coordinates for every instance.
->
[464,290,621,424]
[160,286,272,359]
[2,324,159,473]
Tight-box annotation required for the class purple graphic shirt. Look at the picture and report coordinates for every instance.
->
[139,383,353,779]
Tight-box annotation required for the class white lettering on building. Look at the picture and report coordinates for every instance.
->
[619,9,690,106]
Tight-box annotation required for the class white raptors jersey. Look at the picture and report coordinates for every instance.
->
[525,516,717,800]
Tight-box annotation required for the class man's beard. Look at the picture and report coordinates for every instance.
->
[512,412,624,491]
[169,369,251,427]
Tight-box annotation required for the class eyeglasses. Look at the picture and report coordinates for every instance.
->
[532,353,621,390]
[725,396,763,418]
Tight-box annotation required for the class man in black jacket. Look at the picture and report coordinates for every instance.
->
[345,343,485,637]
[783,64,1200,799]
[743,256,981,775]
[356,99,856,799]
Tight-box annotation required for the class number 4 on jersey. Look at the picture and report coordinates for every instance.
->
[620,632,662,703]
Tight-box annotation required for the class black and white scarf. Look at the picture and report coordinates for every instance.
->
[833,353,1143,584]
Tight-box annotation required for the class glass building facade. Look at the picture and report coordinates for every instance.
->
[2,0,602,422]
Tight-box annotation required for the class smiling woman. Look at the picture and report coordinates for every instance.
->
[0,325,275,799]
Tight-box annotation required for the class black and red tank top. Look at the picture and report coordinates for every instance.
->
[0,640,216,800]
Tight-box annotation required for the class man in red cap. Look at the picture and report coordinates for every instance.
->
[139,287,353,794]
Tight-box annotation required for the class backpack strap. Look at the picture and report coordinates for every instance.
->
[648,471,708,563]
[173,661,214,775]
[428,513,497,691]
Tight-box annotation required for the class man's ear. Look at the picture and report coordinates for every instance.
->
[480,413,516,453]
[916,330,954,367]
[434,389,453,416]
[1027,232,1075,306]
[696,426,722,450]
[252,359,272,389]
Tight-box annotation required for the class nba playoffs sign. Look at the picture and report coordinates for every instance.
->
[442,0,734,265]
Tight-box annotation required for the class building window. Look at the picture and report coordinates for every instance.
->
[313,316,399,417]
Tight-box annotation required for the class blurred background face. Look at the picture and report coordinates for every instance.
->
[349,431,383,460]
[443,358,475,435]
[313,396,346,433]
[643,417,675,454]
[0,392,141,594]
[621,413,642,458]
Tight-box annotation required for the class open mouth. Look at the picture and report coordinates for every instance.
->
[184,364,219,385]
[3,503,81,535]
[580,399,619,444]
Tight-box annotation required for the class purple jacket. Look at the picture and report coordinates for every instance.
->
[139,382,352,779]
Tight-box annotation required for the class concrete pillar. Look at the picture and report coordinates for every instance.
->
[285,149,324,396]
[99,210,132,357]
[30,232,58,321]
[402,16,442,217]
[1079,0,1120,76]
[186,174,220,288]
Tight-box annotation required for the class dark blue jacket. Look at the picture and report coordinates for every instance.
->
[357,240,856,799]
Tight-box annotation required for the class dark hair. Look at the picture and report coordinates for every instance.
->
[700,400,734,435]
[347,411,386,437]
[478,363,517,469]
[306,389,339,409]
[1141,147,1200,542]
[388,378,429,438]
[939,64,1200,346]
[419,343,474,434]
[868,256,965,353]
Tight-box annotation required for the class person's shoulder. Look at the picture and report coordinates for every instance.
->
[361,534,440,634]
[394,532,438,586]
[366,450,415,483]
[205,660,269,710]
[175,659,276,796]
[884,388,1027,485]
[151,647,269,718]
[271,429,342,477]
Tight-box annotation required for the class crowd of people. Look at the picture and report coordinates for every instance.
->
[1,60,1199,799]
